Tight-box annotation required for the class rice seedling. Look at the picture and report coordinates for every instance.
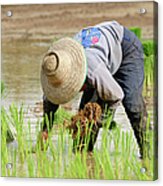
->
[1,83,17,142]
[129,27,142,40]
[142,40,157,57]
[144,54,155,94]
[1,81,5,96]
[143,40,157,92]
[1,104,155,180]
[129,28,156,93]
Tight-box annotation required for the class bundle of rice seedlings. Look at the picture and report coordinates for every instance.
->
[129,27,142,40]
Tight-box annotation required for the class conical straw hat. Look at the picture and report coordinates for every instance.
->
[41,37,87,104]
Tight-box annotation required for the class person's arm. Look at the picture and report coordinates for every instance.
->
[88,62,124,107]
[42,95,59,132]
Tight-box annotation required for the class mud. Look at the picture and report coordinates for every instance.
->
[68,103,102,137]
[67,103,102,151]
[1,2,155,42]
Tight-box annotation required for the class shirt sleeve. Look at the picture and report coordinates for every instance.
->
[87,62,124,103]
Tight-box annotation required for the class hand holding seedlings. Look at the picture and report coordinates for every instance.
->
[67,102,102,152]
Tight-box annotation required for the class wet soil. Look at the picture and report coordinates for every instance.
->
[1,2,155,42]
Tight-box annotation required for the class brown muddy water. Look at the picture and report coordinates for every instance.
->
[1,40,154,177]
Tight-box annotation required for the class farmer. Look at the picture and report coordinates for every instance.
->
[40,21,147,159]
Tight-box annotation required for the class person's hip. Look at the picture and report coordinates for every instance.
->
[121,27,144,60]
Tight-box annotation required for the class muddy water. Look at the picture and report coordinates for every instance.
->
[2,39,153,127]
[2,40,153,177]
[1,40,48,105]
[1,40,133,121]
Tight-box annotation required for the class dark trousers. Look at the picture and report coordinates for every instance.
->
[79,27,147,158]
[42,27,147,158]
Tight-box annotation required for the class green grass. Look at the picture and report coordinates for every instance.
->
[1,105,156,180]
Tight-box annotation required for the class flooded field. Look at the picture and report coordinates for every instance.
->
[1,40,48,105]
[1,1,157,180]
[1,39,155,179]
[2,38,151,132]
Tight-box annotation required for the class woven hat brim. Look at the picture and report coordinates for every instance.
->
[41,38,87,104]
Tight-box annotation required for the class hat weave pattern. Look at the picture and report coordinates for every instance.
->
[41,38,87,104]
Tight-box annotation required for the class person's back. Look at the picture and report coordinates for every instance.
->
[74,21,124,74]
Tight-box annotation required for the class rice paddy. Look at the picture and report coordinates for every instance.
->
[1,28,157,180]
[1,104,155,180]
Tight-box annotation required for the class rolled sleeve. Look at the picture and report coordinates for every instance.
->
[88,62,124,103]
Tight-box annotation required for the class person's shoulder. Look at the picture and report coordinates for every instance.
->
[96,20,122,28]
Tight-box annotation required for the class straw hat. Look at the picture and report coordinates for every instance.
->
[41,37,87,104]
